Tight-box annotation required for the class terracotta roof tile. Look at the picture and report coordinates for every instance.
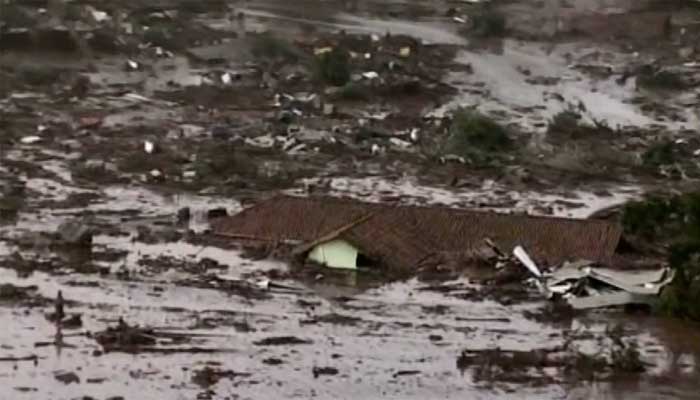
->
[212,195,622,273]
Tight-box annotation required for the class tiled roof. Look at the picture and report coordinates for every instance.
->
[212,195,623,273]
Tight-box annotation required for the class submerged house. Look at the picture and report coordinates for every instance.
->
[211,195,623,275]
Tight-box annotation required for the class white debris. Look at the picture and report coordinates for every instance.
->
[365,111,390,120]
[287,143,307,155]
[399,47,411,57]
[370,144,383,155]
[409,128,420,143]
[439,154,466,164]
[122,23,134,35]
[389,138,412,149]
[545,262,675,310]
[20,136,42,144]
[37,124,48,133]
[370,34,380,42]
[453,17,467,24]
[183,171,197,179]
[362,71,379,80]
[126,60,139,70]
[513,246,542,278]
[144,140,155,154]
[149,169,162,178]
[245,135,275,148]
[90,10,110,23]
[693,149,700,157]
[280,137,297,151]
[364,53,372,60]
[122,93,152,103]
[314,47,333,56]
[255,278,270,290]
[221,72,232,85]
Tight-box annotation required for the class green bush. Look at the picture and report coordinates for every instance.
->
[638,70,686,90]
[446,109,512,158]
[250,33,301,61]
[621,196,683,239]
[549,110,581,131]
[642,141,676,167]
[472,9,507,38]
[315,47,351,87]
[623,192,700,320]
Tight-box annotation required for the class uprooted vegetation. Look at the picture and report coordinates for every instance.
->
[314,47,352,87]
[444,109,513,165]
[547,109,614,142]
[622,192,700,320]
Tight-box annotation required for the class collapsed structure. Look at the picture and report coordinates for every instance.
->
[211,195,623,276]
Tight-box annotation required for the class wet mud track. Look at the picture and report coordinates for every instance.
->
[2,0,700,399]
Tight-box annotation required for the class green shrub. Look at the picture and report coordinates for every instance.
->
[621,196,683,239]
[472,9,507,38]
[446,109,512,158]
[624,192,700,321]
[642,141,676,167]
[250,33,301,61]
[638,70,685,90]
[549,110,581,130]
[315,47,351,87]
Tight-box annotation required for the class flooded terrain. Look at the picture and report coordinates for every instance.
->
[1,0,700,399]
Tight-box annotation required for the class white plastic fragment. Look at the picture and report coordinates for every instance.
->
[126,60,139,70]
[122,93,151,102]
[314,47,333,56]
[91,10,110,23]
[255,278,270,290]
[409,128,420,143]
[144,140,155,154]
[362,71,379,80]
[21,136,42,144]
[513,246,542,278]
[221,72,232,85]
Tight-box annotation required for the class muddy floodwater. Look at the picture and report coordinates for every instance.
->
[1,0,700,399]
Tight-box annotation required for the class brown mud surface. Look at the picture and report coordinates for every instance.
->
[1,0,700,399]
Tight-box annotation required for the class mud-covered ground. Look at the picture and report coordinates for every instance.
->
[1,1,700,399]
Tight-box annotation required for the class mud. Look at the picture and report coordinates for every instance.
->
[1,0,700,399]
